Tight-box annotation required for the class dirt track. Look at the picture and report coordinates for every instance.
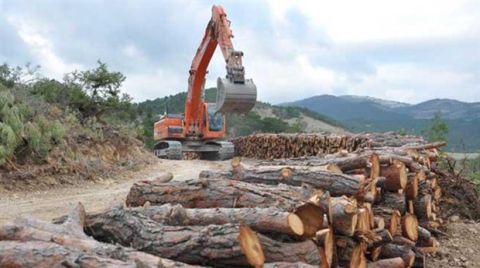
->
[0,159,230,225]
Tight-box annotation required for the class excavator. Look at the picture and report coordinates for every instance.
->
[153,5,257,160]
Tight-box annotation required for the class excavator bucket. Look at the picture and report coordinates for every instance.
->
[216,77,257,114]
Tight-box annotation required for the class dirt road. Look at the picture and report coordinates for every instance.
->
[0,159,230,225]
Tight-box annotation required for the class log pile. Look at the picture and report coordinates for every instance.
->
[230,132,439,159]
[0,132,448,267]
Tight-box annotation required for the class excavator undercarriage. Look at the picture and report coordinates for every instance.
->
[154,140,235,160]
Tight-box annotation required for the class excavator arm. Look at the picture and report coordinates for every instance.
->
[184,5,256,136]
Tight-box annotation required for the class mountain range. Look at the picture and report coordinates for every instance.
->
[283,95,480,152]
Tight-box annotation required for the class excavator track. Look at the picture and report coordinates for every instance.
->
[199,141,235,161]
[153,141,183,160]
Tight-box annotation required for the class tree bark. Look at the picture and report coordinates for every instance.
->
[0,240,137,268]
[413,194,432,220]
[122,204,298,236]
[380,160,407,191]
[381,192,406,215]
[86,206,323,267]
[331,196,358,236]
[368,257,405,268]
[126,178,314,211]
[379,244,415,267]
[0,203,199,268]
[230,164,368,197]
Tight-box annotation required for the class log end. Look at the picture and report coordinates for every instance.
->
[287,213,305,236]
[239,225,265,267]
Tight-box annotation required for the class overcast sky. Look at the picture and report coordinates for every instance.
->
[1,0,479,104]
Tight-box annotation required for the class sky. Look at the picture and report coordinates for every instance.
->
[1,0,479,104]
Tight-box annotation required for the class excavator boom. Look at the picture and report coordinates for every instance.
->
[184,5,257,135]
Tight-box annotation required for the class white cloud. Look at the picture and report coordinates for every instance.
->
[1,0,479,104]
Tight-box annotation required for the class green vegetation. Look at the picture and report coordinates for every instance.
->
[0,62,138,169]
[426,112,449,143]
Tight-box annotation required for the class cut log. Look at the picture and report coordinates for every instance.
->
[416,226,437,247]
[413,194,432,220]
[336,236,367,268]
[331,196,358,236]
[230,164,368,197]
[116,204,300,236]
[381,192,406,215]
[368,257,405,268]
[401,213,419,241]
[412,247,426,268]
[0,241,136,268]
[356,208,372,233]
[85,206,323,266]
[125,178,314,211]
[263,262,318,268]
[380,160,407,191]
[239,225,265,267]
[373,207,401,236]
[379,244,415,267]
[373,216,385,230]
[315,228,334,267]
[293,202,324,237]
[405,172,419,200]
[0,203,199,268]
[367,246,382,261]
[370,229,393,248]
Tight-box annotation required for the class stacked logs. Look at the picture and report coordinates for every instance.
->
[0,134,446,267]
[114,140,443,267]
[230,132,430,159]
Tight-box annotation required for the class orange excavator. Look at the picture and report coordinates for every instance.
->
[153,5,257,160]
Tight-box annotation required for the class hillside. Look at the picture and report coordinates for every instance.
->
[136,88,344,148]
[283,95,480,152]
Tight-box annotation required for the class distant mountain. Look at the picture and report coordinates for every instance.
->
[283,95,480,152]
[396,99,480,120]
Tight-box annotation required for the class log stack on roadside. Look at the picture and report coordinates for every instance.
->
[0,132,447,267]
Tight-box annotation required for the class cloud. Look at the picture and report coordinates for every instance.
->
[0,0,479,104]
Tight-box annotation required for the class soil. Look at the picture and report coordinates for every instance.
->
[0,159,230,225]
[428,220,480,267]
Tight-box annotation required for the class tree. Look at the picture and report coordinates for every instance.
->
[427,112,449,143]
[68,61,131,122]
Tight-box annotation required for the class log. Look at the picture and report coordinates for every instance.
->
[117,204,300,236]
[401,213,419,241]
[379,244,415,267]
[239,225,264,267]
[125,178,314,211]
[331,196,358,236]
[0,241,135,268]
[412,247,426,268]
[368,257,405,268]
[370,229,393,248]
[230,164,368,197]
[413,194,432,220]
[315,228,334,267]
[373,207,400,236]
[336,236,367,268]
[380,160,407,191]
[86,206,323,266]
[405,172,419,200]
[292,202,324,237]
[263,262,318,268]
[0,203,199,268]
[381,192,406,215]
